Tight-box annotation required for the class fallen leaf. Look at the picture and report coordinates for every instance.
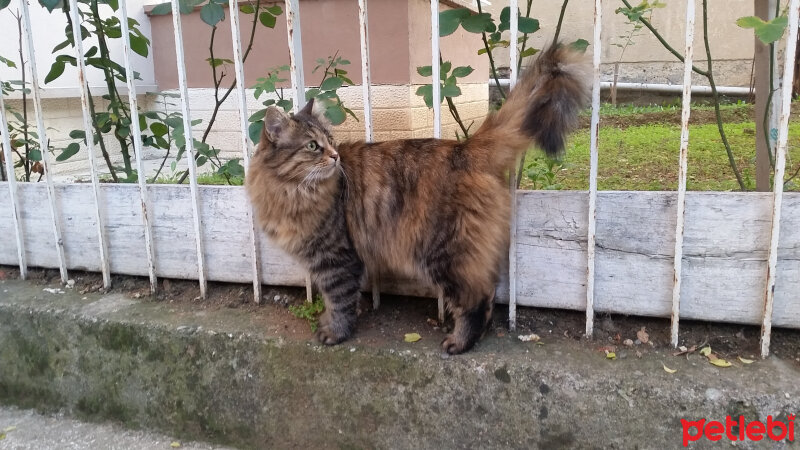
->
[738,356,755,364]
[170,442,181,448]
[535,341,545,346]
[517,333,541,342]
[678,345,688,352]
[606,351,616,360]
[710,358,732,368]
[0,433,5,440]
[404,333,421,343]
[663,364,677,374]
[699,346,712,357]
[637,327,650,344]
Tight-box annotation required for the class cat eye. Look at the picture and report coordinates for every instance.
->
[306,141,320,151]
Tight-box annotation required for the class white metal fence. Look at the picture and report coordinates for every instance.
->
[1,0,799,358]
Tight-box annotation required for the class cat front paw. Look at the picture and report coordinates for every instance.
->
[314,312,353,345]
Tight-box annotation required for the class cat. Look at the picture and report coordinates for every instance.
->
[246,44,590,354]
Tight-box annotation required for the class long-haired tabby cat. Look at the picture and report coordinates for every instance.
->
[247,45,590,354]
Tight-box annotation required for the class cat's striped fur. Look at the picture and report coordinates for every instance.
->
[246,45,590,354]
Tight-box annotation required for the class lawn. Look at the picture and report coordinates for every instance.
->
[520,102,800,191]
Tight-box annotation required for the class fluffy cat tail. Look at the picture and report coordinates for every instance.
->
[469,44,591,173]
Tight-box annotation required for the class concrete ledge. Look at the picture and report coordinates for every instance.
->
[1,279,799,449]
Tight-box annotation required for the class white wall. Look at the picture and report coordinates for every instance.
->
[0,0,157,98]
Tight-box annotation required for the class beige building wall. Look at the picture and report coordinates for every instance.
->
[486,0,763,87]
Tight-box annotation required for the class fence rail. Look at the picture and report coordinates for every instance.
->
[1,0,799,358]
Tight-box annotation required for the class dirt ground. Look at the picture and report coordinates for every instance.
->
[3,265,798,367]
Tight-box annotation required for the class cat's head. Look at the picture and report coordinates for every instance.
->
[254,98,340,185]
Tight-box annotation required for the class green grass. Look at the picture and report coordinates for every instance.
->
[152,172,243,186]
[586,99,751,118]
[521,120,800,191]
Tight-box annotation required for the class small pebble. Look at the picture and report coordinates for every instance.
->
[273,295,281,302]
[623,339,634,347]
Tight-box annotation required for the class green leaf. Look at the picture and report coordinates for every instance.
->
[178,0,194,14]
[52,39,71,53]
[69,129,86,140]
[29,149,42,161]
[518,17,539,33]
[416,84,433,108]
[500,6,510,23]
[0,0,10,10]
[249,121,263,144]
[56,143,80,161]
[84,46,98,58]
[239,4,254,13]
[221,159,244,177]
[265,5,282,15]
[439,61,452,79]
[248,109,266,122]
[735,16,765,29]
[304,88,321,100]
[417,65,432,77]
[461,13,493,33]
[276,99,292,111]
[200,3,225,26]
[569,38,590,53]
[44,61,65,84]
[320,77,343,91]
[196,156,207,167]
[150,122,168,136]
[324,105,346,125]
[130,34,149,57]
[451,66,473,78]
[439,8,470,37]
[39,0,60,12]
[0,55,15,68]
[150,2,172,15]
[441,84,461,98]
[259,11,276,28]
[519,47,539,58]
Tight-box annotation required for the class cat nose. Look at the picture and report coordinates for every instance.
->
[330,153,339,161]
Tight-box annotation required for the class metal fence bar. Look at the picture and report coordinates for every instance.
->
[283,0,313,303]
[670,0,696,348]
[284,0,305,111]
[761,0,799,358]
[170,0,207,298]
[229,0,262,304]
[0,85,27,279]
[67,0,111,290]
[119,0,157,294]
[585,0,602,337]
[507,0,519,331]
[19,0,68,284]
[358,0,381,310]
[430,0,444,323]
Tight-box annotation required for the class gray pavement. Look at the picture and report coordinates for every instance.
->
[0,407,232,450]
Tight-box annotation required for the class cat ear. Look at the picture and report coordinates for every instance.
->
[262,107,290,142]
[300,97,330,125]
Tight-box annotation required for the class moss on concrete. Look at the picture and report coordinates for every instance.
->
[1,279,799,449]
